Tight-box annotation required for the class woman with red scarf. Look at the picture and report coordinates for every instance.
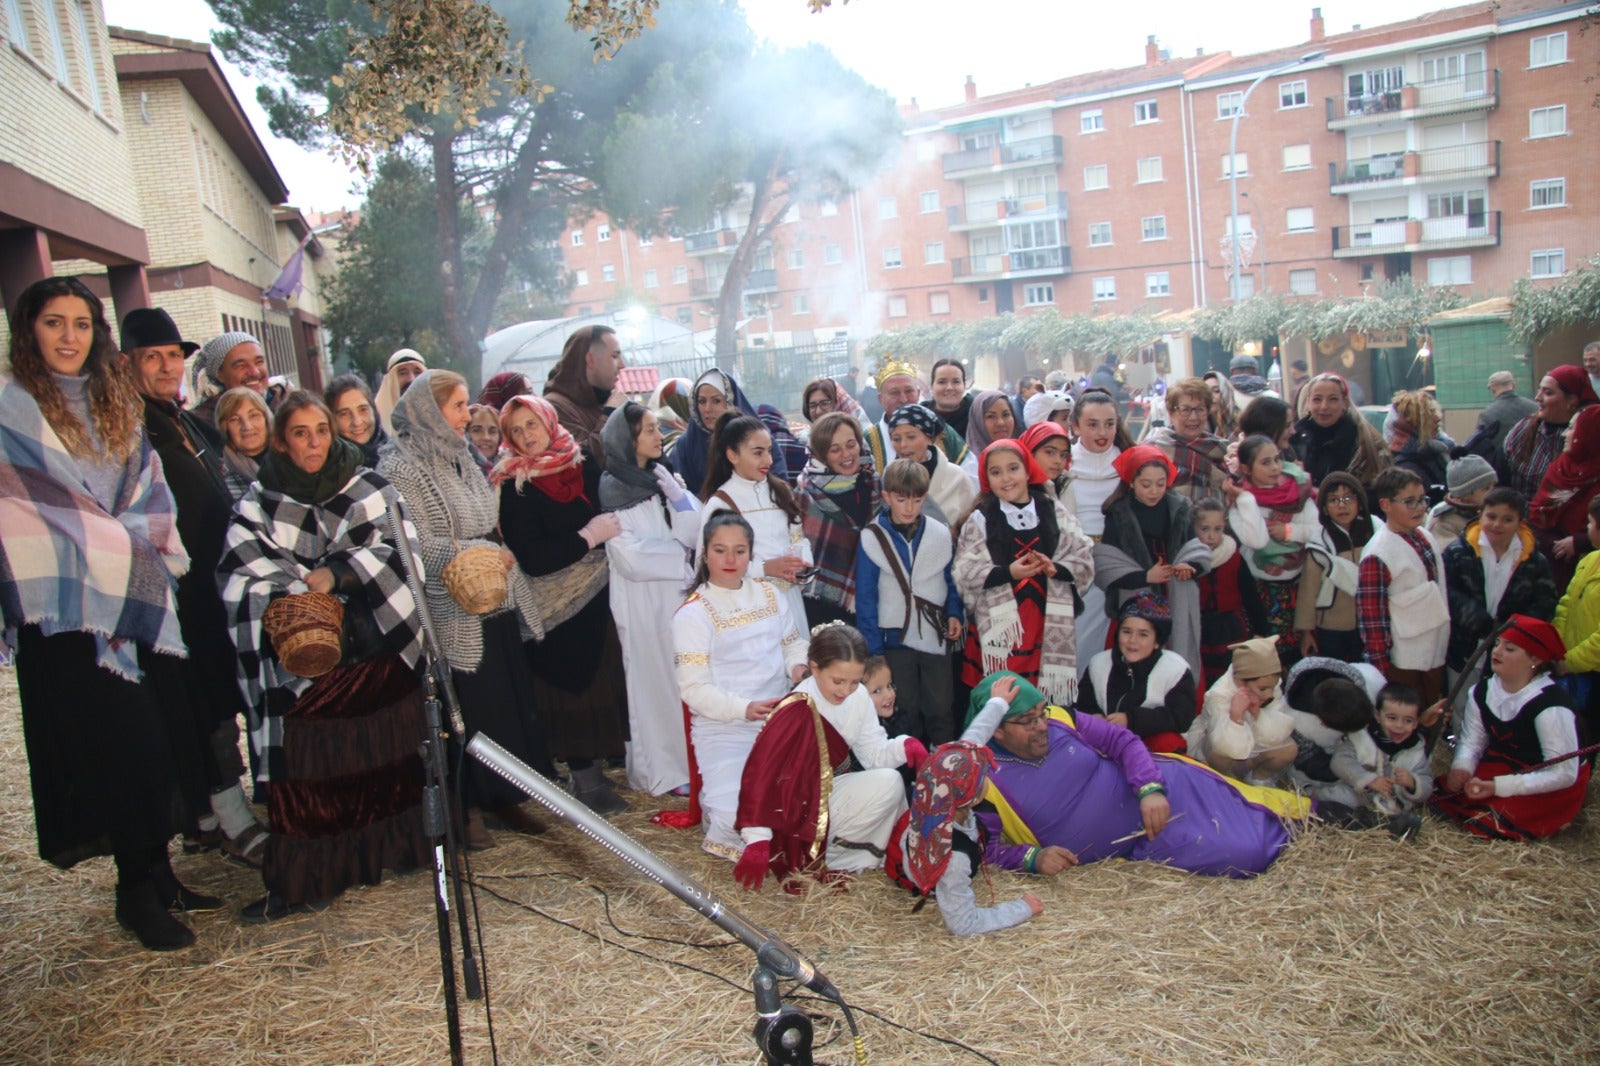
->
[495,395,631,813]
[1529,403,1600,591]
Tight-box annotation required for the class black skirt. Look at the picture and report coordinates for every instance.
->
[452,610,555,809]
[14,626,209,869]
[525,589,629,760]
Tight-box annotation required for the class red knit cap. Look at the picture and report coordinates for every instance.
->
[1501,615,1566,663]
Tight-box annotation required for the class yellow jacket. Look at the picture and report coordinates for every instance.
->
[1555,550,1600,674]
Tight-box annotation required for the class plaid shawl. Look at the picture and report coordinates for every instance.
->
[797,462,880,611]
[1144,427,1229,503]
[0,378,188,680]
[219,469,423,782]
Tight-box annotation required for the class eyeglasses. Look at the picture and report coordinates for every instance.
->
[1394,496,1429,509]
[1175,405,1208,416]
[807,399,835,413]
[1007,710,1046,729]
[1325,494,1359,505]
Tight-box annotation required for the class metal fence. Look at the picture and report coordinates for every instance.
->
[638,341,856,416]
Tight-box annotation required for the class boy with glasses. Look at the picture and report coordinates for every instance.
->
[1357,468,1451,712]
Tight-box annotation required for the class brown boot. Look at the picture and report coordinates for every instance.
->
[462,807,495,851]
[493,801,549,837]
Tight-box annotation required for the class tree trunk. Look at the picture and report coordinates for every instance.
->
[713,152,789,367]
[463,118,553,342]
[429,126,478,385]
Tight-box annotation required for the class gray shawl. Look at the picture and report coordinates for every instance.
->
[598,403,661,512]
[1091,536,1212,672]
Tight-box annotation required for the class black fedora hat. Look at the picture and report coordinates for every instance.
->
[120,307,198,355]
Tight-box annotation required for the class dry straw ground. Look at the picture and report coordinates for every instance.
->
[2,667,1598,1065]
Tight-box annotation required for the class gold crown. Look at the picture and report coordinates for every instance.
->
[876,359,920,390]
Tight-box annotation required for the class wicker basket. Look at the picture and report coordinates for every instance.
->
[262,592,345,678]
[441,544,508,615]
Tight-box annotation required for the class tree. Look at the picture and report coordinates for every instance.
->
[596,41,900,357]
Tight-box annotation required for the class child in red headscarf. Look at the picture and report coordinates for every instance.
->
[1433,615,1589,840]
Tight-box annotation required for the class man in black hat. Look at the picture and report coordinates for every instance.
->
[121,308,268,868]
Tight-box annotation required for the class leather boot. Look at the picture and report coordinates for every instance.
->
[569,764,631,815]
[148,857,225,912]
[116,880,196,951]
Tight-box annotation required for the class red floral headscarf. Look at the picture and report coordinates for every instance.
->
[491,394,586,503]
[905,742,997,895]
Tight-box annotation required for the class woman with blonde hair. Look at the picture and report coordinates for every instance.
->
[216,386,274,500]
[1292,372,1390,491]
[1385,389,1450,502]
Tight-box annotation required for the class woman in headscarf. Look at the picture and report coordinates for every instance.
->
[373,347,426,434]
[324,373,386,467]
[1292,372,1390,491]
[377,369,553,848]
[466,404,500,474]
[220,390,431,922]
[1530,403,1600,590]
[1384,389,1450,502]
[670,368,783,500]
[599,401,702,796]
[494,394,630,814]
[1,277,213,950]
[476,371,531,410]
[959,389,1019,489]
[1503,365,1598,499]
[796,410,880,628]
[216,386,274,501]
[649,377,693,450]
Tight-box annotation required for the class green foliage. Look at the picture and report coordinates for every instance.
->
[865,311,1162,369]
[1510,253,1600,347]
[1188,279,1468,350]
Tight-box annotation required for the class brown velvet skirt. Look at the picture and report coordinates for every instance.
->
[262,653,430,905]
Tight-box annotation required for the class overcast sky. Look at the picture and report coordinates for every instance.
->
[102,0,1458,212]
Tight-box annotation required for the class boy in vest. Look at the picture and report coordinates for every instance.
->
[1357,468,1450,713]
[856,459,964,744]
[1331,683,1433,820]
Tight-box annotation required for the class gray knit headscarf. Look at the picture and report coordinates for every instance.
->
[199,331,260,384]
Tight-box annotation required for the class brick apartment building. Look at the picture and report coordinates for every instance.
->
[0,4,330,388]
[556,0,1595,368]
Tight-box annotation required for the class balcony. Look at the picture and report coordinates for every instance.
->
[942,135,1063,178]
[1328,140,1500,193]
[1325,69,1498,130]
[946,192,1069,231]
[1332,211,1500,257]
[684,228,739,256]
[689,268,777,298]
[951,245,1071,282]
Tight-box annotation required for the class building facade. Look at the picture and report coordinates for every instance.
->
[554,1,1595,363]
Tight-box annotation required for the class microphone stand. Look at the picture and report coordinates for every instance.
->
[386,501,482,1066]
[468,733,858,1066]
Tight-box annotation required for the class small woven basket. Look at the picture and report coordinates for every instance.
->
[262,592,344,678]
[441,544,508,615]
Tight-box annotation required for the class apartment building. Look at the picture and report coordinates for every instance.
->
[554,0,1595,359]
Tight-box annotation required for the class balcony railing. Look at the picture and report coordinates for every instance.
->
[1328,140,1500,192]
[1331,211,1501,256]
[951,245,1071,281]
[1326,69,1498,129]
[946,191,1068,229]
[684,229,738,255]
[942,135,1063,177]
[744,268,778,293]
[689,268,776,298]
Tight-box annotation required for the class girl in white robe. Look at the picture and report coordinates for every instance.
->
[1065,391,1133,660]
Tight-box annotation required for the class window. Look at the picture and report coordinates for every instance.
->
[824,243,843,265]
[882,247,902,269]
[1530,106,1566,138]
[1285,207,1315,232]
[1145,272,1171,297]
[66,1,103,110]
[1427,256,1472,285]
[570,230,584,246]
[793,294,810,314]
[1092,277,1117,301]
[597,223,611,242]
[1134,99,1158,124]
[1531,249,1566,278]
[601,264,615,282]
[672,265,688,284]
[643,269,659,288]
[1427,190,1486,224]
[1088,222,1112,247]
[1217,91,1243,119]
[915,141,936,163]
[1024,283,1055,306]
[1224,214,1254,237]
[1141,215,1167,241]
[4,0,28,49]
[1422,50,1486,91]
[1136,156,1163,183]
[924,241,945,265]
[637,235,652,247]
[1530,32,1567,68]
[1282,144,1311,171]
[929,292,951,315]
[1279,80,1308,109]
[1288,268,1318,294]
[1083,164,1109,190]
[573,269,589,286]
[887,295,908,318]
[919,191,940,214]
[1530,179,1565,209]
[787,248,804,269]
[42,0,70,81]
[820,199,839,217]
[1081,109,1104,133]
[1222,152,1248,178]
[878,197,898,220]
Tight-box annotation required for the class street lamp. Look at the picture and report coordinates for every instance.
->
[1229,50,1326,302]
